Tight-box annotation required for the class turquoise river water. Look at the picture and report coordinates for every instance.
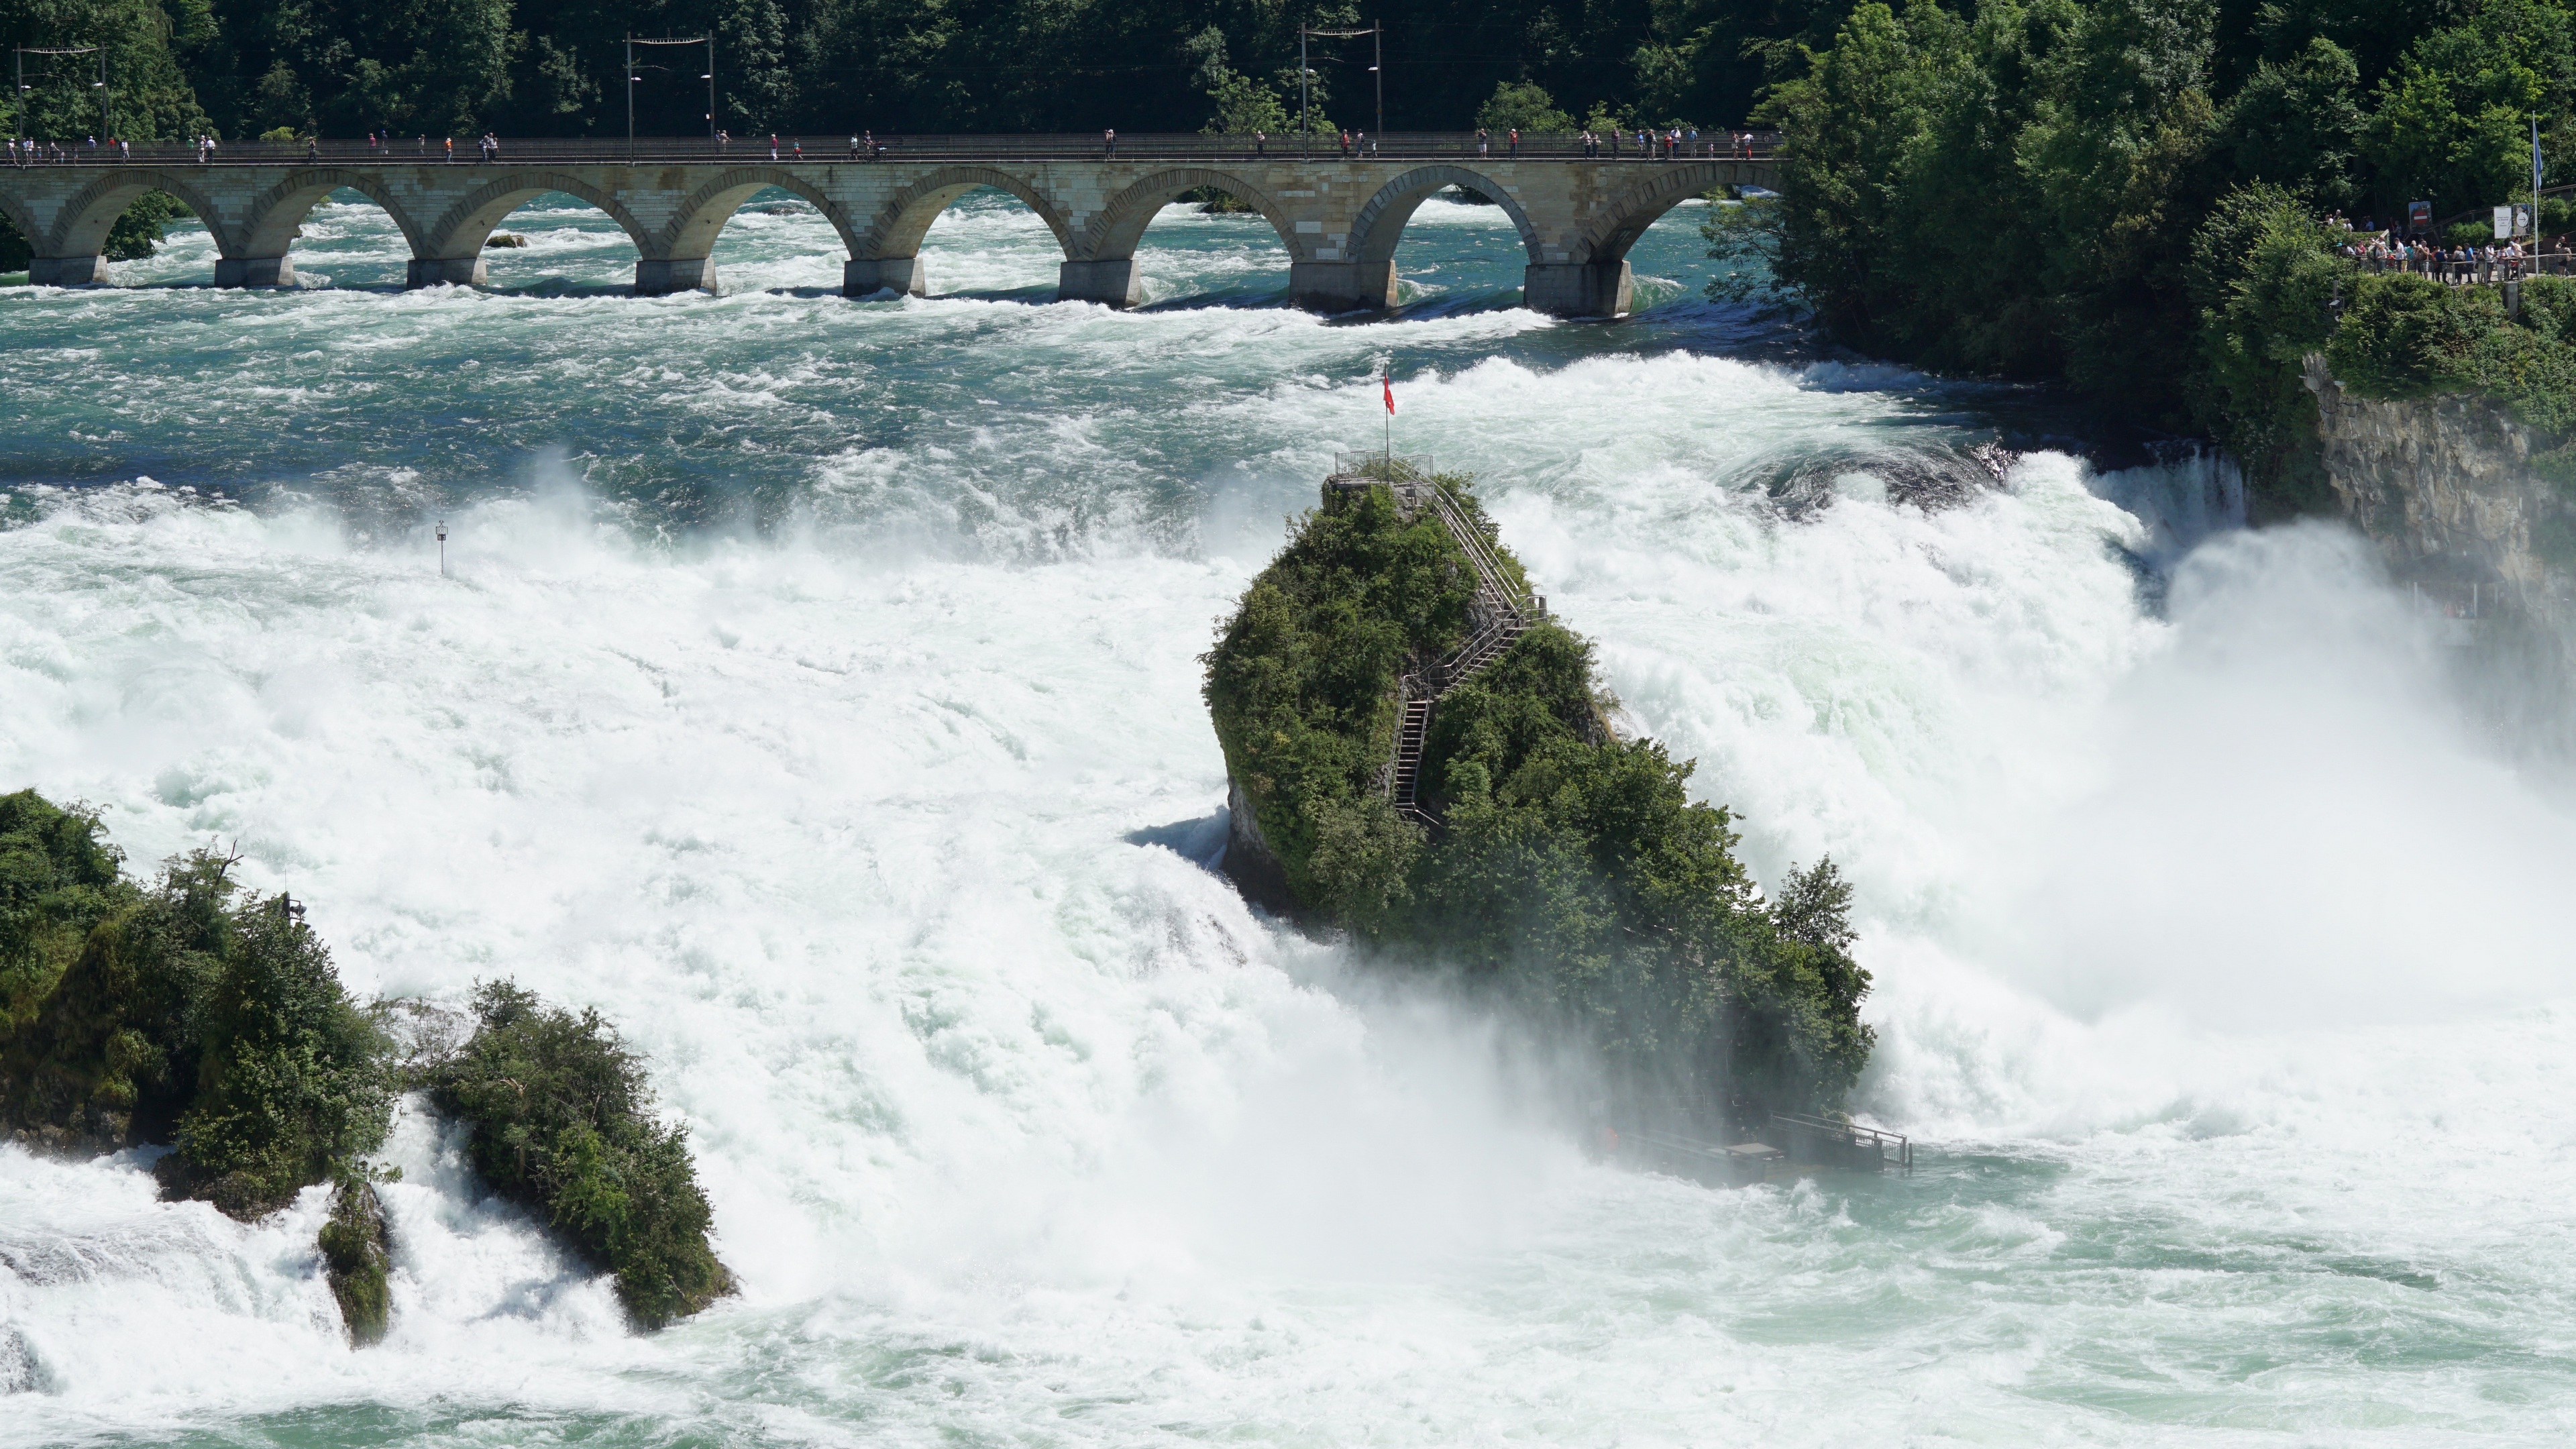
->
[4,189,2575,1446]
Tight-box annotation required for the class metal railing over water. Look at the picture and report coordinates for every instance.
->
[3,131,1781,168]
[1770,1112,1913,1174]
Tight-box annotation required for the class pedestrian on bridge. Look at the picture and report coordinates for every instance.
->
[1104,127,1117,157]
[1254,130,1267,158]
[444,137,454,162]
[1477,128,1489,157]
[1509,127,1521,157]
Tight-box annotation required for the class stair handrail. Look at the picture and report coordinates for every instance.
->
[1435,610,1523,687]
[1425,488,1532,615]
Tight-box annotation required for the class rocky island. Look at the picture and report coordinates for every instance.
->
[1203,460,1873,1133]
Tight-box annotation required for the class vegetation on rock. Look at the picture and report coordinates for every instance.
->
[1,790,391,1216]
[1,790,729,1337]
[1204,476,1872,1129]
[319,1176,394,1346]
[429,981,731,1330]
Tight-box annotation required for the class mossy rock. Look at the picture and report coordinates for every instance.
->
[429,981,731,1330]
[319,1178,393,1347]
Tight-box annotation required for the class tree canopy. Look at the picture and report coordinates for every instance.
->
[1714,0,2576,516]
[4,0,1837,146]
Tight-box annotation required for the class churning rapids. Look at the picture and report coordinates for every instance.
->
[6,190,2576,1447]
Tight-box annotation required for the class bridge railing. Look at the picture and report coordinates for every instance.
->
[3,131,1780,168]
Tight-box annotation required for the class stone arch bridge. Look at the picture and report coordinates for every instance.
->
[0,142,1777,317]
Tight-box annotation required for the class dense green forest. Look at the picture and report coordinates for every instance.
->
[1,0,1845,144]
[1708,0,2576,514]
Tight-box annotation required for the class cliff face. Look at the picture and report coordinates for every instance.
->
[2303,358,2576,750]
[2302,356,2569,595]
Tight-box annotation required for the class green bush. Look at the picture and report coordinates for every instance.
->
[2186,185,2344,515]
[430,981,730,1329]
[1204,481,1874,1128]
[158,900,394,1217]
[2327,272,2500,396]
[2324,272,2576,439]
[318,1177,393,1346]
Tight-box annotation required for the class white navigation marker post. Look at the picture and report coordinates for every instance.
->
[436,520,448,577]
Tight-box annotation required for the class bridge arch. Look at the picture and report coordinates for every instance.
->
[0,187,41,254]
[1348,166,1542,265]
[423,172,661,262]
[38,170,228,260]
[238,169,427,259]
[859,166,1075,260]
[1083,168,1303,262]
[1579,162,1735,262]
[664,167,865,262]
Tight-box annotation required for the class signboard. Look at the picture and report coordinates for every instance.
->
[2495,205,2533,239]
[2408,200,2432,229]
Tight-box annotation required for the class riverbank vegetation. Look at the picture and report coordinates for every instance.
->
[0,788,727,1337]
[1204,476,1872,1130]
[1713,0,2576,517]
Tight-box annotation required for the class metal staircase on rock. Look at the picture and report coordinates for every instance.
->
[1350,469,1545,828]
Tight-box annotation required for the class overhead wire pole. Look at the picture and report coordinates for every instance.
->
[627,36,715,154]
[1300,24,1383,150]
[13,45,107,145]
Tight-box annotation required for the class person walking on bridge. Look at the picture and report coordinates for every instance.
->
[444,136,454,162]
[1509,127,1520,157]
[769,133,779,160]
[1477,127,1489,157]
[1104,127,1117,157]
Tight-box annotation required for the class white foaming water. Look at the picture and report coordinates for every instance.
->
[7,197,2576,1444]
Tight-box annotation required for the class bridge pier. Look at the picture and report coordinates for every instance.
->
[28,256,106,286]
[1058,258,1142,307]
[407,256,488,288]
[213,256,297,288]
[844,256,926,298]
[635,257,717,295]
[1522,260,1632,319]
[1289,260,1397,313]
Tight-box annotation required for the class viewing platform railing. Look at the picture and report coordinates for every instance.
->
[2349,249,2576,284]
[3,131,1782,168]
[1770,1112,1913,1174]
